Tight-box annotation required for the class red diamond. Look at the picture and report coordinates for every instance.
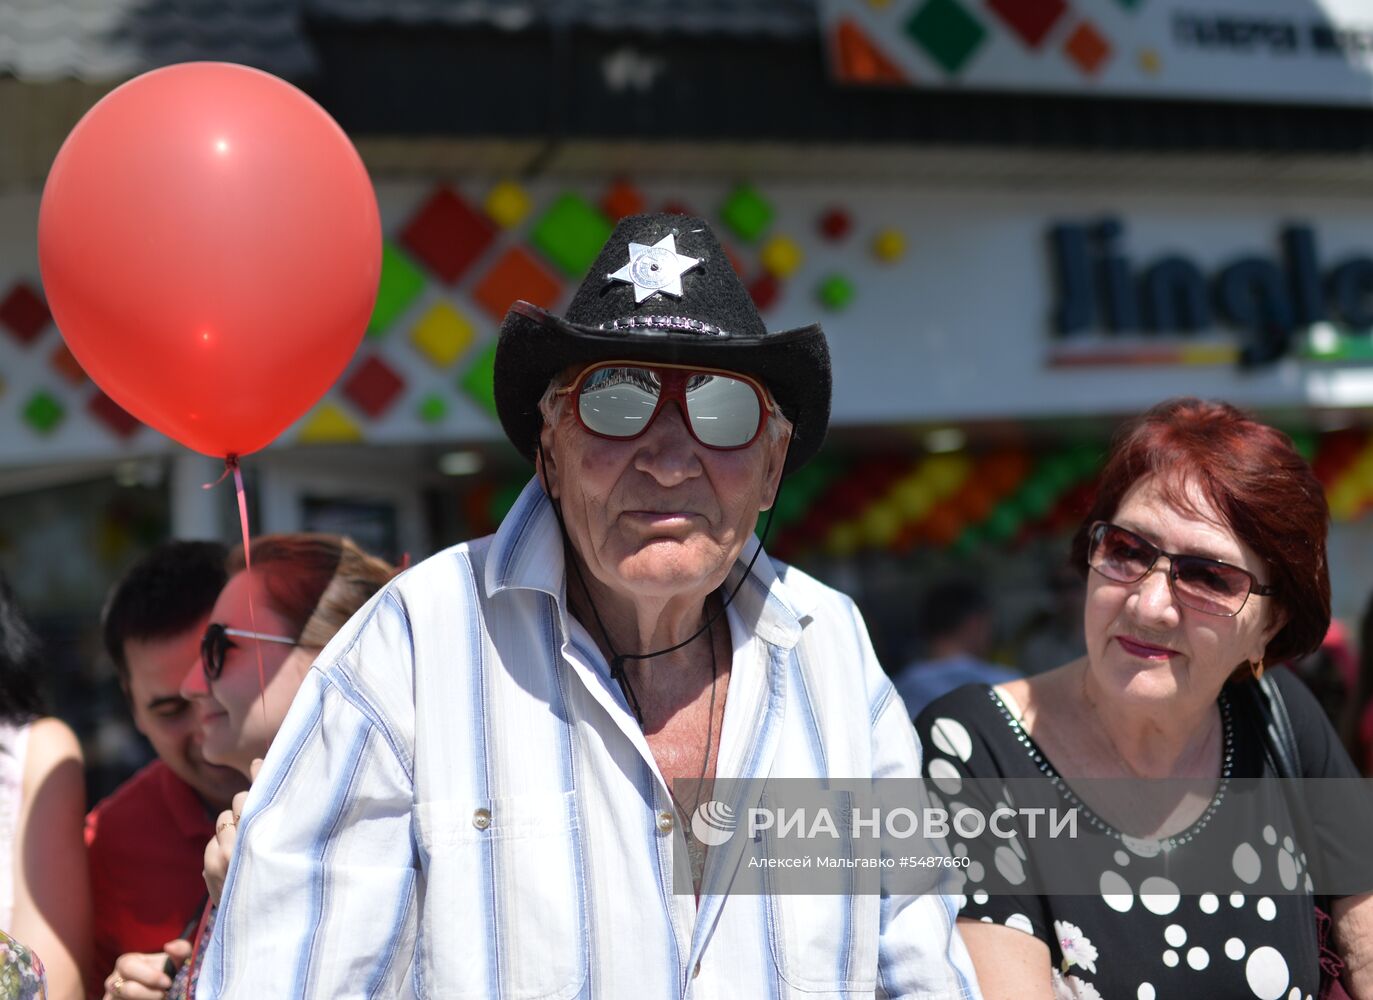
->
[400,186,497,285]
[88,392,142,439]
[50,343,87,385]
[749,273,780,311]
[471,246,563,322]
[342,356,406,418]
[0,283,51,345]
[1065,20,1112,75]
[819,208,852,242]
[601,179,645,221]
[989,0,1067,49]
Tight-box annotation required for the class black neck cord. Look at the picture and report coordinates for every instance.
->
[535,438,787,726]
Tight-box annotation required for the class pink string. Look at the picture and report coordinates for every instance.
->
[203,455,268,719]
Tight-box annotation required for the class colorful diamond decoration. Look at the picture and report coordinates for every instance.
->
[749,273,781,312]
[88,392,141,439]
[761,236,804,279]
[49,343,86,385]
[819,208,852,242]
[369,242,427,336]
[471,247,563,322]
[817,274,856,310]
[988,0,1066,49]
[459,341,499,419]
[401,186,498,285]
[298,403,363,444]
[661,200,695,217]
[906,0,987,75]
[531,193,613,278]
[720,186,773,243]
[484,180,533,230]
[1065,19,1112,75]
[872,229,907,262]
[834,18,909,84]
[22,390,63,433]
[410,302,476,369]
[417,393,449,424]
[342,356,406,419]
[0,283,50,345]
[602,179,646,221]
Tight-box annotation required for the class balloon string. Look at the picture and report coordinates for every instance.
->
[203,455,268,720]
[230,460,268,722]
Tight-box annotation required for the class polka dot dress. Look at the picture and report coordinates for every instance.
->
[914,677,1337,1000]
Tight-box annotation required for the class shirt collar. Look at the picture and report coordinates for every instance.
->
[485,477,812,649]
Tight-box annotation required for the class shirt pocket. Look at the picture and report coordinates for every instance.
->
[763,846,880,999]
[415,792,587,1000]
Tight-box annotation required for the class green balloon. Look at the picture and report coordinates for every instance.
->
[952,526,981,555]
[1288,431,1318,462]
[1020,480,1056,518]
[984,503,1022,542]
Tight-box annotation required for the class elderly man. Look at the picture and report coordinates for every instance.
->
[199,214,979,998]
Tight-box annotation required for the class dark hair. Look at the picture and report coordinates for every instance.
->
[0,573,47,724]
[102,540,230,690]
[1070,398,1329,668]
[919,580,991,643]
[226,534,396,650]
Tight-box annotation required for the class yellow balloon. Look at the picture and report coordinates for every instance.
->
[893,478,935,520]
[1327,479,1362,521]
[924,455,971,497]
[863,504,902,548]
[826,522,862,558]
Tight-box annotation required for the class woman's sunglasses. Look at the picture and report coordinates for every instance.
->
[200,622,298,681]
[556,361,776,450]
[1087,521,1275,618]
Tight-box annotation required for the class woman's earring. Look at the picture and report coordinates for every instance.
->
[1251,657,1265,681]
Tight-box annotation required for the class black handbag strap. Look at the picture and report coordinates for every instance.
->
[1251,670,1303,779]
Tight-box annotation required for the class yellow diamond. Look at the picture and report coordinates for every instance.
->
[1138,48,1162,75]
[411,302,476,368]
[485,180,533,229]
[298,403,363,444]
[872,228,906,262]
[761,236,804,279]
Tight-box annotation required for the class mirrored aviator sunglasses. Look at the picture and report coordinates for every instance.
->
[559,361,773,450]
[200,622,299,681]
[1087,521,1275,617]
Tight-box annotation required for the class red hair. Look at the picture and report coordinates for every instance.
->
[1070,398,1330,666]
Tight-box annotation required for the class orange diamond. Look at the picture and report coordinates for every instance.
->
[1065,20,1111,76]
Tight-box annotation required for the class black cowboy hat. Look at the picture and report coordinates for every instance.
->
[494,213,831,473]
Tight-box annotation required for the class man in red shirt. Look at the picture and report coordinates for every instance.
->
[85,542,248,998]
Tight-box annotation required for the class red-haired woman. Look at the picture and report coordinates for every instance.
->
[916,398,1373,999]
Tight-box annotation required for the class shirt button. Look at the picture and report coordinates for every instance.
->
[473,808,492,831]
[657,810,674,833]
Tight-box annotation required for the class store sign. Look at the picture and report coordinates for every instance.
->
[1049,217,1373,363]
[822,0,1373,106]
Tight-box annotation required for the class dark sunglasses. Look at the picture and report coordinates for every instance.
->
[1087,521,1275,618]
[200,622,298,681]
[556,361,777,450]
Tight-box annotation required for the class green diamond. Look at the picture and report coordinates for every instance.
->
[459,341,498,418]
[22,390,63,433]
[531,194,613,278]
[817,274,855,311]
[369,242,427,336]
[906,0,987,75]
[417,393,448,424]
[720,185,774,242]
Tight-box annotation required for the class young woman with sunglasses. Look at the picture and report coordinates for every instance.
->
[914,398,1373,999]
[100,534,393,1000]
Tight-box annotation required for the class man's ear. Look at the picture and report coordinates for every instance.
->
[537,425,560,500]
[758,427,791,511]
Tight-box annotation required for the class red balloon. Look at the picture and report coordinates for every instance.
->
[39,63,380,458]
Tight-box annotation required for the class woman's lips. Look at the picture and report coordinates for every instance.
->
[1115,635,1177,659]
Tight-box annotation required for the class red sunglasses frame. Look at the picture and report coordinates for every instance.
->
[556,360,778,450]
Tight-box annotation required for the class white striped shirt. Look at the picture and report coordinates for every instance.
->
[199,480,981,1000]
